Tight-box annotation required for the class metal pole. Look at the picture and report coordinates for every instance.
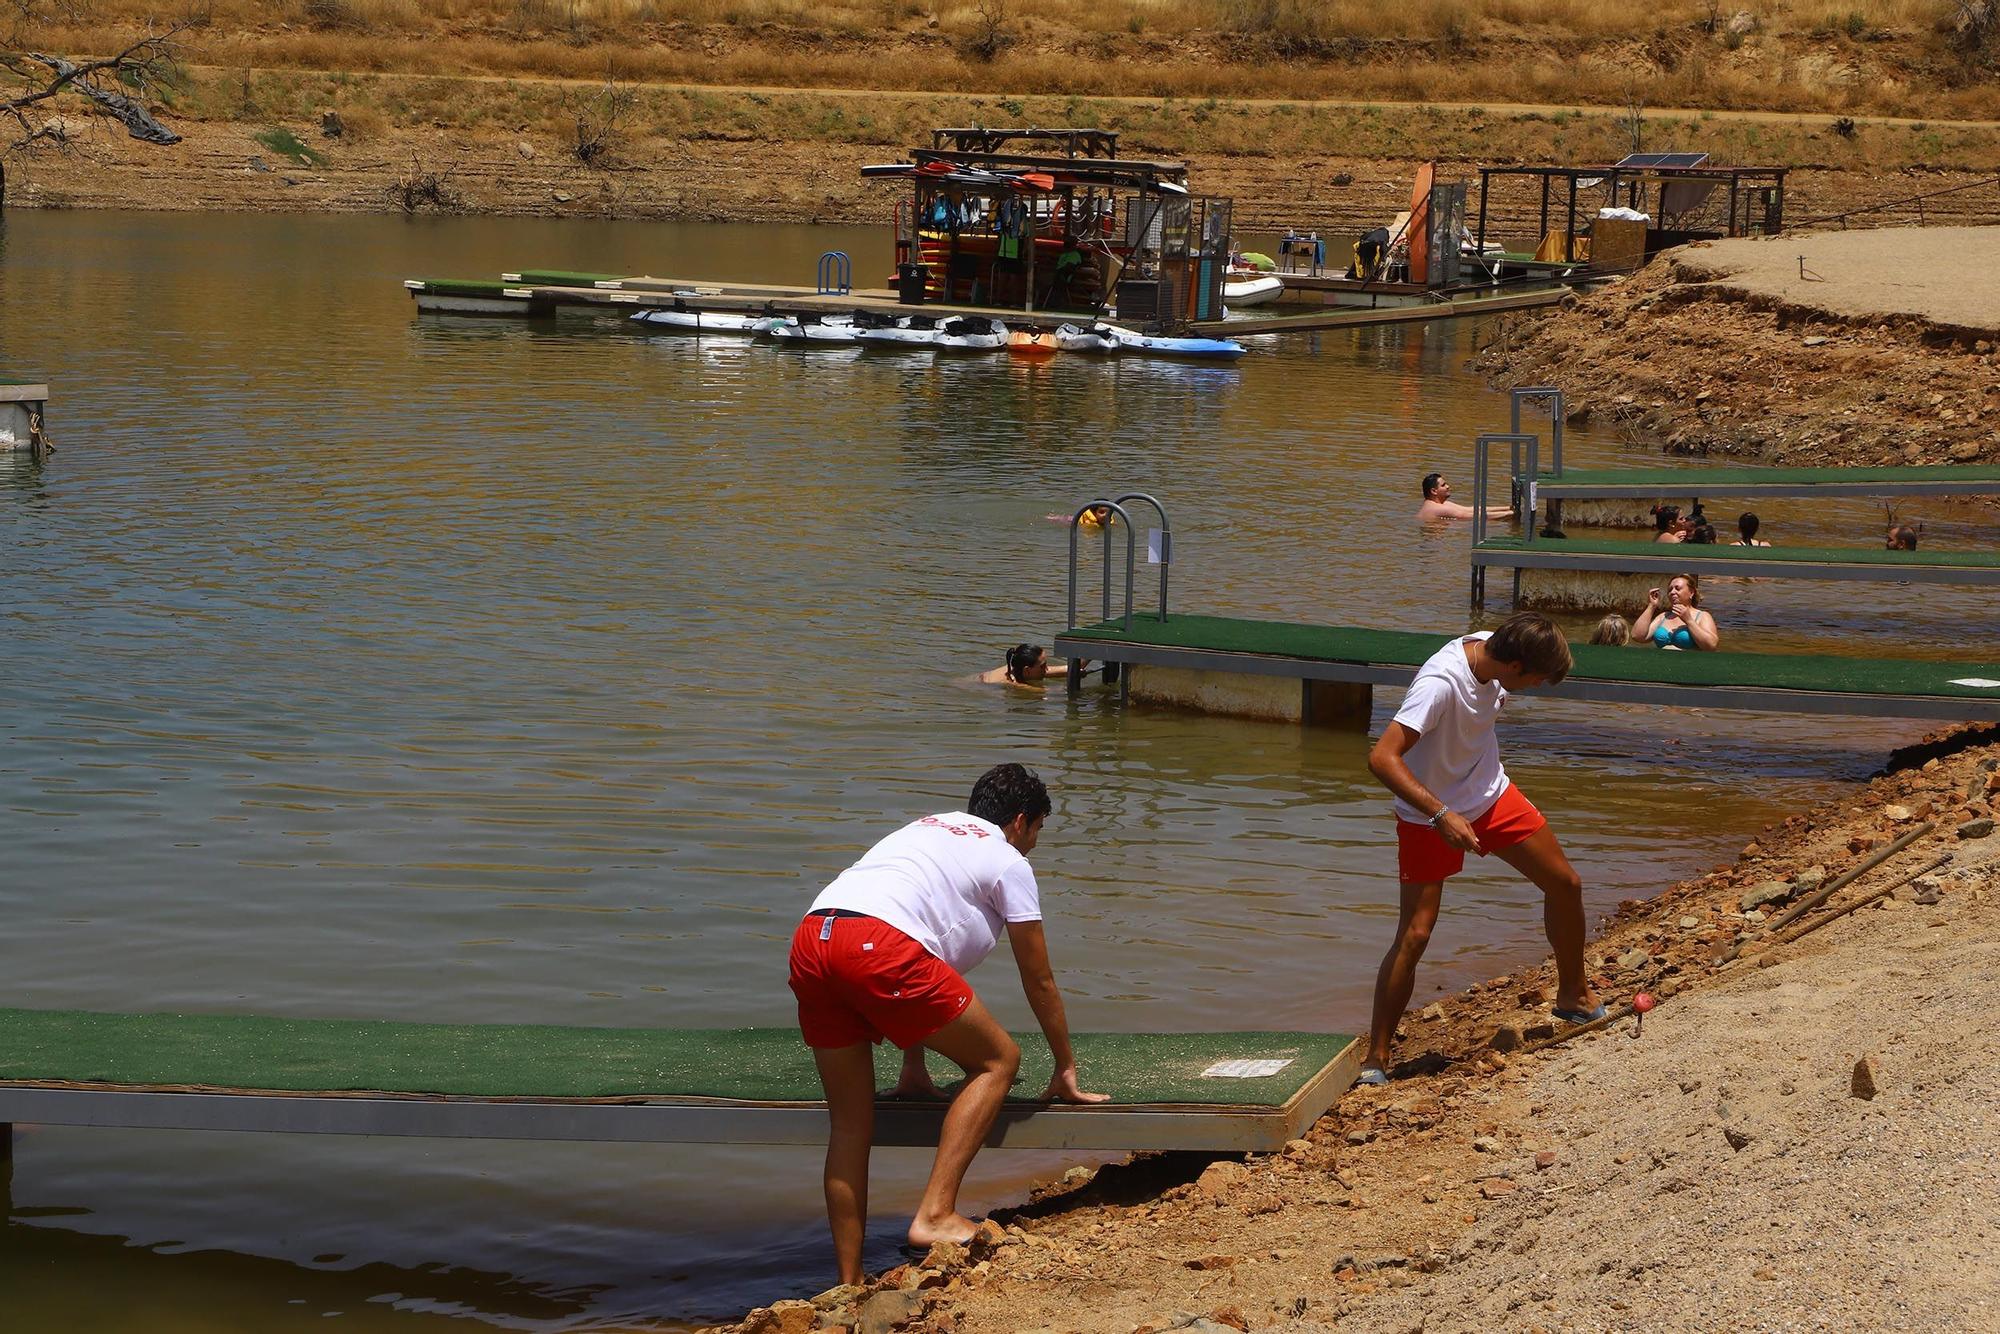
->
[1476,169,1490,252]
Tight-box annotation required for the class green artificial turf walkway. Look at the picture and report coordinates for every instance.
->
[1473,536,2000,571]
[1537,464,2000,497]
[1058,614,2000,701]
[504,270,628,287]
[0,1007,1349,1108]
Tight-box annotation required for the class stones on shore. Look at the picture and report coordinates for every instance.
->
[1487,1024,1523,1053]
[1740,880,1791,912]
[1851,1055,1880,1100]
[853,1288,923,1334]
[1723,1125,1754,1152]
[1955,817,1994,840]
[1195,1160,1249,1200]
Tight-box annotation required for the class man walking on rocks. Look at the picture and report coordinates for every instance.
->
[1360,613,1604,1083]
[789,762,1107,1283]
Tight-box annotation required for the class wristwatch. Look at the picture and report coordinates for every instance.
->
[1428,806,1452,828]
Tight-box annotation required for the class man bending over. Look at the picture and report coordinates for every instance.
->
[788,763,1106,1284]
[1361,613,1603,1083]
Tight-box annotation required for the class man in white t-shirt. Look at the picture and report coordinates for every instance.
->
[788,763,1106,1285]
[1361,613,1604,1084]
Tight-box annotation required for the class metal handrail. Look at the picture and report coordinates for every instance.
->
[1110,492,1170,622]
[1510,386,1565,476]
[1472,432,1538,606]
[1066,500,1137,633]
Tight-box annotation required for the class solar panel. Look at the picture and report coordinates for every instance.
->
[1614,152,1710,169]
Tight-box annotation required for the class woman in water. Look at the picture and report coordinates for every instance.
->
[1650,505,1688,544]
[979,643,1087,687]
[1631,574,1719,651]
[1733,512,1772,547]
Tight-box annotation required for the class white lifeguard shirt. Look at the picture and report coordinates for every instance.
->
[810,811,1043,975]
[1389,632,1511,825]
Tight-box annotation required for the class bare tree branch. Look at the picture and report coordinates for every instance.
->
[2,23,187,146]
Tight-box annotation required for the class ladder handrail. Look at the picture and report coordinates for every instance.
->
[1066,500,1137,633]
[1110,492,1171,623]
[1509,386,1565,476]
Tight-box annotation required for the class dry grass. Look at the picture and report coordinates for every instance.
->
[10,1,2000,123]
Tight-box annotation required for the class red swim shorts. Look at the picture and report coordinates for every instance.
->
[1396,783,1546,884]
[788,912,973,1049]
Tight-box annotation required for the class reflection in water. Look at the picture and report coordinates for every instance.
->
[0,210,1956,1327]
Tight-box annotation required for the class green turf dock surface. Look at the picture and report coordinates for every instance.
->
[0,1007,1345,1108]
[1536,463,2000,499]
[500,270,630,287]
[404,278,526,298]
[1055,614,2000,719]
[1472,536,2000,582]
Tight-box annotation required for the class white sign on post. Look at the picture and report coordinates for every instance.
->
[1147,528,1165,565]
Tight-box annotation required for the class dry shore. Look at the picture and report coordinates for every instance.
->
[720,727,2000,1334]
[1476,226,2000,471]
[10,75,2000,238]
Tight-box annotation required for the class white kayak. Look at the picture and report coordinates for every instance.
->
[631,309,774,334]
[1054,322,1121,353]
[932,315,1008,352]
[1104,324,1247,360]
[766,314,861,344]
[853,316,945,347]
[1221,273,1284,306]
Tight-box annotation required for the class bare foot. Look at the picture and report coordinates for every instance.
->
[888,1070,949,1100]
[906,1211,979,1250]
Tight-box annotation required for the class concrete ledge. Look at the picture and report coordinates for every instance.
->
[1128,664,1371,727]
[1518,567,1659,613]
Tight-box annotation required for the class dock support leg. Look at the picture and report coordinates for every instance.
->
[1,1122,12,1164]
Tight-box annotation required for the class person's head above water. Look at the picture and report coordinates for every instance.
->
[1738,511,1761,542]
[1887,524,1920,551]
[1422,472,1448,501]
[1004,643,1051,683]
[1590,614,1631,646]
[1651,503,1683,533]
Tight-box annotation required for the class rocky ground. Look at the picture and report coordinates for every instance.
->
[717,725,2000,1334]
[1475,226,2000,471]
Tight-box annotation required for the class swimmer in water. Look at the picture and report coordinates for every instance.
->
[978,643,1088,687]
[1418,472,1512,522]
[1046,504,1117,529]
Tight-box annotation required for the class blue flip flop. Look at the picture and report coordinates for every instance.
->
[1354,1065,1390,1086]
[1552,1003,1610,1025]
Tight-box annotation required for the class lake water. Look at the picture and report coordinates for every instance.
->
[0,210,1970,1329]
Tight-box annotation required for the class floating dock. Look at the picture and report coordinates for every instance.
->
[1,378,49,462]
[1536,462,2000,502]
[0,1007,1359,1155]
[1191,286,1568,337]
[1054,614,2000,725]
[403,273,1120,332]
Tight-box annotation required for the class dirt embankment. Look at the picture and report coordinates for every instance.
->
[721,727,2000,1334]
[1477,226,2000,471]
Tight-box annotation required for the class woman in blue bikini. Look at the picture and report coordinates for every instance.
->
[1631,573,1719,651]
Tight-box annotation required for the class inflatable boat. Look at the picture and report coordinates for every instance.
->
[1220,274,1285,307]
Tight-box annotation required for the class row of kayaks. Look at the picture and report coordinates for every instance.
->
[629,310,1246,360]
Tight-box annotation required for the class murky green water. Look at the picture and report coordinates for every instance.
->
[0,210,1966,1328]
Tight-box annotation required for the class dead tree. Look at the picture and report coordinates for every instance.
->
[2,17,186,204]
